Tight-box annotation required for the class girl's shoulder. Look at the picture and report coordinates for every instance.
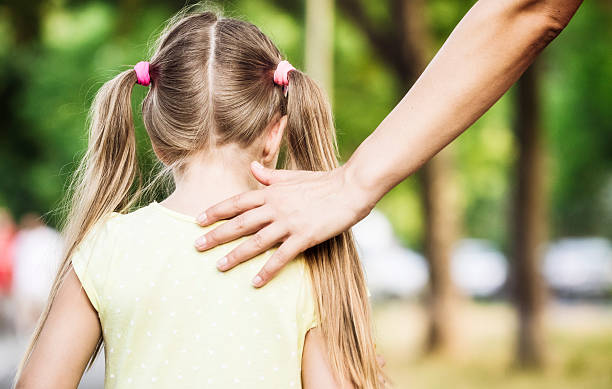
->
[79,203,171,243]
[70,212,123,313]
[71,203,178,261]
[75,212,124,254]
[69,205,165,313]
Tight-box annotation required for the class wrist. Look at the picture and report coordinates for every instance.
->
[339,160,380,222]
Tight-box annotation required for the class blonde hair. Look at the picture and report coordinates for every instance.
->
[16,7,383,388]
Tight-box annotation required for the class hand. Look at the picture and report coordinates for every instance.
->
[194,161,373,287]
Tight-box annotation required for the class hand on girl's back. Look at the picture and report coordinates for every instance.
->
[195,161,371,287]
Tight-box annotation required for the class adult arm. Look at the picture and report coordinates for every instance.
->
[195,0,582,287]
[15,269,101,389]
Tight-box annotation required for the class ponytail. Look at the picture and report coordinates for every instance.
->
[285,71,384,388]
[15,69,141,379]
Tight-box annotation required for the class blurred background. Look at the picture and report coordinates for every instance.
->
[0,0,611,388]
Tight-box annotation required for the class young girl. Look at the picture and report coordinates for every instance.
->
[15,7,384,389]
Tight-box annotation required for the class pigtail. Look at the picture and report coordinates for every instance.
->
[284,70,384,388]
[15,69,141,380]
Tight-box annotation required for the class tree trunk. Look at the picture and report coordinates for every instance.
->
[420,148,460,353]
[305,0,334,101]
[337,0,460,355]
[397,0,460,354]
[5,0,44,44]
[512,62,548,368]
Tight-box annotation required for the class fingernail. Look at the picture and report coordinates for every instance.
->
[216,257,228,270]
[252,275,263,287]
[252,161,263,170]
[195,236,207,249]
[196,212,207,224]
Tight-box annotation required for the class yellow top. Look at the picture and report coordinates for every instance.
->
[71,201,318,389]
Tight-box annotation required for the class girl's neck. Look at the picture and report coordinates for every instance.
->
[160,146,260,219]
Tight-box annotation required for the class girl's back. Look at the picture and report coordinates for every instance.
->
[72,201,316,388]
[15,8,383,389]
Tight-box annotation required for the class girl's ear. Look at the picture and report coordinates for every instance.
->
[261,115,287,167]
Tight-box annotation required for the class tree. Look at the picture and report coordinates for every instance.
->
[511,61,548,368]
[305,0,334,100]
[338,0,460,354]
[0,1,47,218]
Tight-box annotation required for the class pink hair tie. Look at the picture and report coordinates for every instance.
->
[134,61,151,86]
[273,60,295,94]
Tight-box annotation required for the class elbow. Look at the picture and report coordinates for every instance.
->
[477,0,581,50]
[539,4,576,41]
[534,11,567,47]
[523,0,581,43]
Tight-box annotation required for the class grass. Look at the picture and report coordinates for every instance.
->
[372,300,612,389]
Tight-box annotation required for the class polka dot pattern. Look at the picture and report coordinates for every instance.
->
[71,202,318,388]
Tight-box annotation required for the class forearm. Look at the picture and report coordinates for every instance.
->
[344,0,582,206]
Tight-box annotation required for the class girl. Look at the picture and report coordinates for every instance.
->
[15,6,384,389]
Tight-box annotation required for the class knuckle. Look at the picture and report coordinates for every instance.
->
[275,221,291,239]
[206,230,218,244]
[225,251,238,266]
[273,247,287,263]
[252,232,265,250]
[235,214,246,231]
[300,228,316,245]
[261,188,272,203]
[203,209,215,220]
[231,193,242,210]
[258,266,271,280]
[273,251,290,269]
[285,217,301,234]
[254,190,266,207]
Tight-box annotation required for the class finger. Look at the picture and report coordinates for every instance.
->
[195,207,271,251]
[250,161,294,186]
[376,354,386,368]
[196,190,265,226]
[216,222,287,271]
[251,237,303,288]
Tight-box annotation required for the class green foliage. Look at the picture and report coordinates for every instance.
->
[545,1,612,238]
[334,12,399,154]
[0,2,174,225]
[454,94,514,249]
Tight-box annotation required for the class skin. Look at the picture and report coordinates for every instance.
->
[16,117,345,388]
[16,270,101,389]
[194,0,584,287]
[302,328,353,388]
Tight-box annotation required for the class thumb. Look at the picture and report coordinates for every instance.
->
[250,161,292,186]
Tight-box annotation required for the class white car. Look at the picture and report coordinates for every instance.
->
[543,238,612,297]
